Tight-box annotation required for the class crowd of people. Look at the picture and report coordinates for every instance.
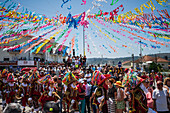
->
[0,55,170,113]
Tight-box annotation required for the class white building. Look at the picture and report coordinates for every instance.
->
[0,35,68,68]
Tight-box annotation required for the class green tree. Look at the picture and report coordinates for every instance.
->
[149,62,162,73]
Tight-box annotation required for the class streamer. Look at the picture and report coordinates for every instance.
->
[68,36,75,55]
[81,0,86,5]
[110,0,119,5]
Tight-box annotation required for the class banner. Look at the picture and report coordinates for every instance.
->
[18,61,34,66]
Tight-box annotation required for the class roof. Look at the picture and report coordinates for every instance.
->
[157,57,169,63]
[134,55,169,63]
[122,61,131,65]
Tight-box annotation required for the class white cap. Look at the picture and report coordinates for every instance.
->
[28,98,32,101]
[78,79,84,83]
[85,74,91,78]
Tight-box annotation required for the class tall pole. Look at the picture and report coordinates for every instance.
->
[28,44,30,60]
[69,42,71,56]
[132,54,134,69]
[139,40,142,69]
[83,25,85,56]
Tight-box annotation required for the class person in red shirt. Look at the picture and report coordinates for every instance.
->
[77,79,86,113]
[155,73,163,82]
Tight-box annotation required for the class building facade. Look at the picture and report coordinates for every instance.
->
[0,35,68,69]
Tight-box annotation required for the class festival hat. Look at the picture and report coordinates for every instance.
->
[140,75,149,83]
[29,70,40,81]
[38,73,52,84]
[92,70,111,86]
[21,72,30,82]
[62,72,77,85]
[1,69,8,78]
[122,68,146,89]
[114,81,123,87]
[7,73,16,82]
[49,79,55,84]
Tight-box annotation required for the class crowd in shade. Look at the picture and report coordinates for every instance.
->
[0,55,170,113]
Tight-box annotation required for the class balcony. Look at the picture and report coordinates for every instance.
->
[0,61,17,66]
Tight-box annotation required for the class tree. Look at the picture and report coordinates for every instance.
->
[149,62,162,73]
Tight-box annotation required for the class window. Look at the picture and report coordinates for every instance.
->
[4,58,9,61]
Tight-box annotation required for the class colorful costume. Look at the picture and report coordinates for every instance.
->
[91,71,111,113]
[62,72,79,113]
[1,69,8,107]
[39,79,60,109]
[5,73,18,104]
[18,73,30,110]
[122,69,149,113]
[30,71,43,112]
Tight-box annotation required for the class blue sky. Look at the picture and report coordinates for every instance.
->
[1,0,170,58]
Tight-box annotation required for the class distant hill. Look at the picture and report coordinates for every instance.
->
[87,56,140,66]
[87,53,170,66]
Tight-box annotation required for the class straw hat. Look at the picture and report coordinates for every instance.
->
[115,81,123,87]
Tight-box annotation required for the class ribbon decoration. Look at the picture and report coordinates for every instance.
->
[95,20,121,40]
[156,0,168,7]
[95,18,169,47]
[43,45,52,53]
[108,44,117,52]
[1,0,11,8]
[81,0,86,5]
[96,0,107,3]
[58,28,72,51]
[68,36,75,55]
[67,5,72,10]
[35,37,53,54]
[47,27,69,53]
[24,26,62,53]
[12,26,59,51]
[151,44,161,49]
[135,41,148,47]
[19,49,24,54]
[102,45,111,53]
[61,0,70,8]
[117,23,170,40]
[25,38,45,53]
[30,43,44,53]
[75,33,79,56]
[110,0,119,5]
[92,27,117,53]
[35,28,64,54]
[62,46,68,56]
[87,42,91,54]
[89,19,116,43]
[120,28,166,46]
[86,31,100,55]
[53,44,60,54]
[66,13,82,29]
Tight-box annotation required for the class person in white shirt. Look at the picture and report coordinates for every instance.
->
[153,81,169,113]
[84,79,91,113]
[97,64,102,71]
[85,70,91,84]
